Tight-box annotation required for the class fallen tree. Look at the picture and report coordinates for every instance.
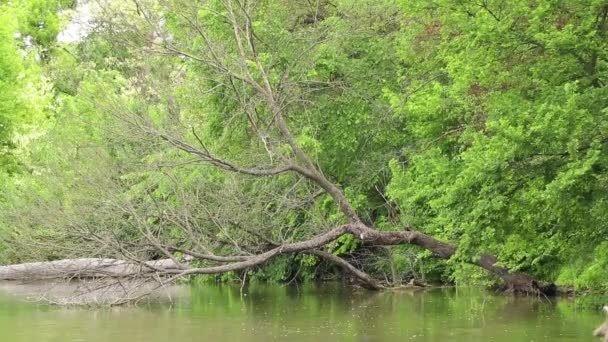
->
[0,223,556,295]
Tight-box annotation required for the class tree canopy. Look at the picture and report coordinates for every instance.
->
[0,0,607,294]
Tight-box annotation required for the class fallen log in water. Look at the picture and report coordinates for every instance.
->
[0,278,189,305]
[0,258,186,280]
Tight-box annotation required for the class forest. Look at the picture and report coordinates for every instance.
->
[1,0,608,300]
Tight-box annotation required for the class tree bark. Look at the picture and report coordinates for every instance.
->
[0,258,186,280]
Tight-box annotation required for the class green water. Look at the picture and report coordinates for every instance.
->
[0,283,603,341]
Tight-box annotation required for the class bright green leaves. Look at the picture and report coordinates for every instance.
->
[331,234,359,256]
[0,10,22,170]
[0,0,62,174]
[387,0,608,287]
[20,0,61,46]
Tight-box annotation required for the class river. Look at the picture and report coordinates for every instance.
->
[0,282,603,341]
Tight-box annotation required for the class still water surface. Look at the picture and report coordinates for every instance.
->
[0,283,603,341]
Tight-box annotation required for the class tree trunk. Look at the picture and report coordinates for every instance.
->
[354,225,556,296]
[0,258,185,280]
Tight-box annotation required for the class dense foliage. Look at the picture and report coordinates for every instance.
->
[0,0,607,292]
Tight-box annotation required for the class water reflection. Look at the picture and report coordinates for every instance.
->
[0,282,602,341]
